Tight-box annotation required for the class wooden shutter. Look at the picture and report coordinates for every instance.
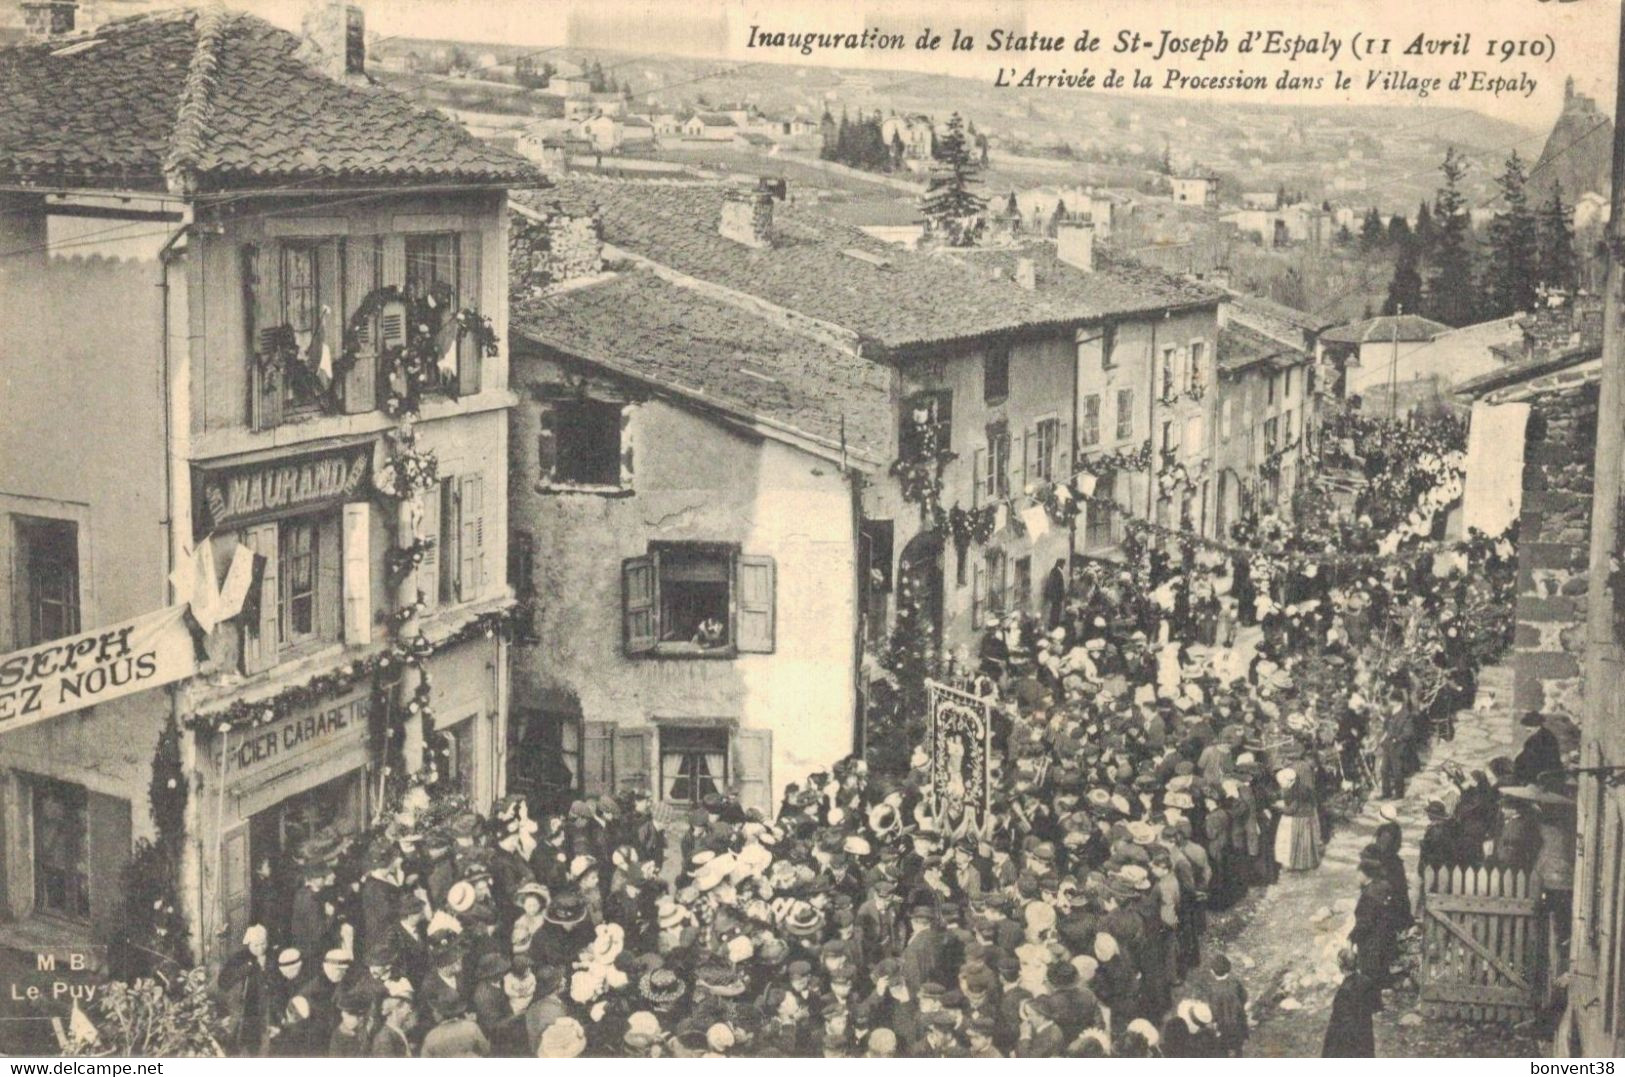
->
[342,236,377,414]
[316,515,342,642]
[85,792,131,936]
[342,502,372,645]
[316,242,342,390]
[245,243,283,432]
[456,232,483,396]
[736,555,776,654]
[972,448,986,508]
[613,728,651,795]
[1057,419,1072,478]
[622,555,656,654]
[220,823,251,952]
[418,483,441,611]
[536,407,557,483]
[1021,428,1032,488]
[735,728,773,816]
[457,474,485,602]
[241,523,279,674]
[581,721,615,796]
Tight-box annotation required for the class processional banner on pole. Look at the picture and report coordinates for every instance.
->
[925,678,993,837]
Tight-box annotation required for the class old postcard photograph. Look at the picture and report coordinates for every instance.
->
[0,0,1620,1061]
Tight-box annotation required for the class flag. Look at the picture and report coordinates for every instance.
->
[217,543,257,622]
[1073,472,1098,499]
[189,538,223,635]
[1020,504,1050,540]
[238,550,268,626]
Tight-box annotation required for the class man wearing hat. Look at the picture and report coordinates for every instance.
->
[421,991,489,1058]
[328,988,373,1058]
[299,948,356,1051]
[369,994,417,1058]
[1419,800,1468,882]
[218,924,276,1055]
[899,901,956,1002]
[1014,994,1064,1057]
[1350,849,1398,985]
[919,1009,965,1057]
[470,952,514,1038]
[1195,952,1248,1056]
[1514,711,1563,786]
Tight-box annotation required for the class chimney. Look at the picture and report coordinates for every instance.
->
[720,184,774,249]
[1056,221,1094,272]
[1015,257,1036,291]
[20,0,76,40]
[298,1,366,83]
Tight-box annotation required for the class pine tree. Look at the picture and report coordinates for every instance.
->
[919,112,987,246]
[1484,150,1539,318]
[1387,214,1412,247]
[1383,238,1424,315]
[1336,223,1354,247]
[1359,207,1386,251]
[1424,147,1477,327]
[1414,200,1435,253]
[836,107,852,164]
[1537,182,1577,293]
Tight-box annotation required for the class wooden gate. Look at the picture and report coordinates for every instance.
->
[1419,866,1544,1020]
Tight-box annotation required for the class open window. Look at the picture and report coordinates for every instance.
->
[659,725,728,806]
[622,544,775,657]
[538,398,631,491]
[12,514,80,647]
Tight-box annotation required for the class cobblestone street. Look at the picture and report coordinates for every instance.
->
[1200,662,1548,1057]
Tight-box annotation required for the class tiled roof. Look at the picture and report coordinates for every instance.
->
[0,9,541,192]
[1218,323,1308,375]
[525,178,1219,354]
[511,269,892,464]
[695,113,737,127]
[1454,342,1599,400]
[1224,290,1336,335]
[1321,313,1450,346]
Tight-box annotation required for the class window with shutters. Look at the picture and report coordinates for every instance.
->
[1031,417,1061,482]
[1115,388,1135,442]
[1188,341,1205,392]
[1078,395,1101,449]
[1085,473,1116,549]
[13,515,80,647]
[1013,556,1032,611]
[621,544,774,658]
[433,474,488,605]
[659,725,728,806]
[1161,347,1176,399]
[31,775,89,921]
[540,399,625,489]
[984,423,1011,501]
[403,231,483,396]
[240,511,341,671]
[278,242,335,415]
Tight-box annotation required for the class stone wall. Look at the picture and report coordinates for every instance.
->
[509,201,603,301]
[1511,377,1598,721]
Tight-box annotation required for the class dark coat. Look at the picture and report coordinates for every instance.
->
[1322,970,1382,1056]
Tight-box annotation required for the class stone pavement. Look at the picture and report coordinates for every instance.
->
[1212,660,1523,1056]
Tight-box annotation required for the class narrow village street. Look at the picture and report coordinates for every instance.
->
[1209,661,1547,1057]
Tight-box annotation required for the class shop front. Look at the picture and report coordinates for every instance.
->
[204,689,374,954]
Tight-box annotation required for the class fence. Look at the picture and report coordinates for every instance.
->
[1418,865,1544,1021]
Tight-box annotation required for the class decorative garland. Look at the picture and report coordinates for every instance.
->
[1028,480,1081,526]
[341,284,499,419]
[1156,457,1192,498]
[891,409,957,527]
[373,425,441,501]
[111,712,192,979]
[185,608,514,734]
[1077,439,1152,479]
[1259,437,1303,482]
[386,538,437,585]
[943,502,998,554]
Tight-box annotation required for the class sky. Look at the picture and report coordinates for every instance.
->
[98,0,1621,130]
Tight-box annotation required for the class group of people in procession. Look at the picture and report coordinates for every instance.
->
[212,410,1532,1058]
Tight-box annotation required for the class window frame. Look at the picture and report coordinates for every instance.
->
[278,241,330,416]
[277,516,319,647]
[1078,395,1101,450]
[985,423,1012,501]
[983,345,1010,404]
[538,397,632,494]
[13,514,81,648]
[31,776,90,923]
[1189,340,1206,392]
[623,543,775,659]
[658,724,730,807]
[1115,388,1135,442]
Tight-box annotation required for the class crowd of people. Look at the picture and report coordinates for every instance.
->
[208,413,1519,1058]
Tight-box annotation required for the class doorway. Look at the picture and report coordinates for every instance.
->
[247,769,366,942]
[896,530,944,652]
